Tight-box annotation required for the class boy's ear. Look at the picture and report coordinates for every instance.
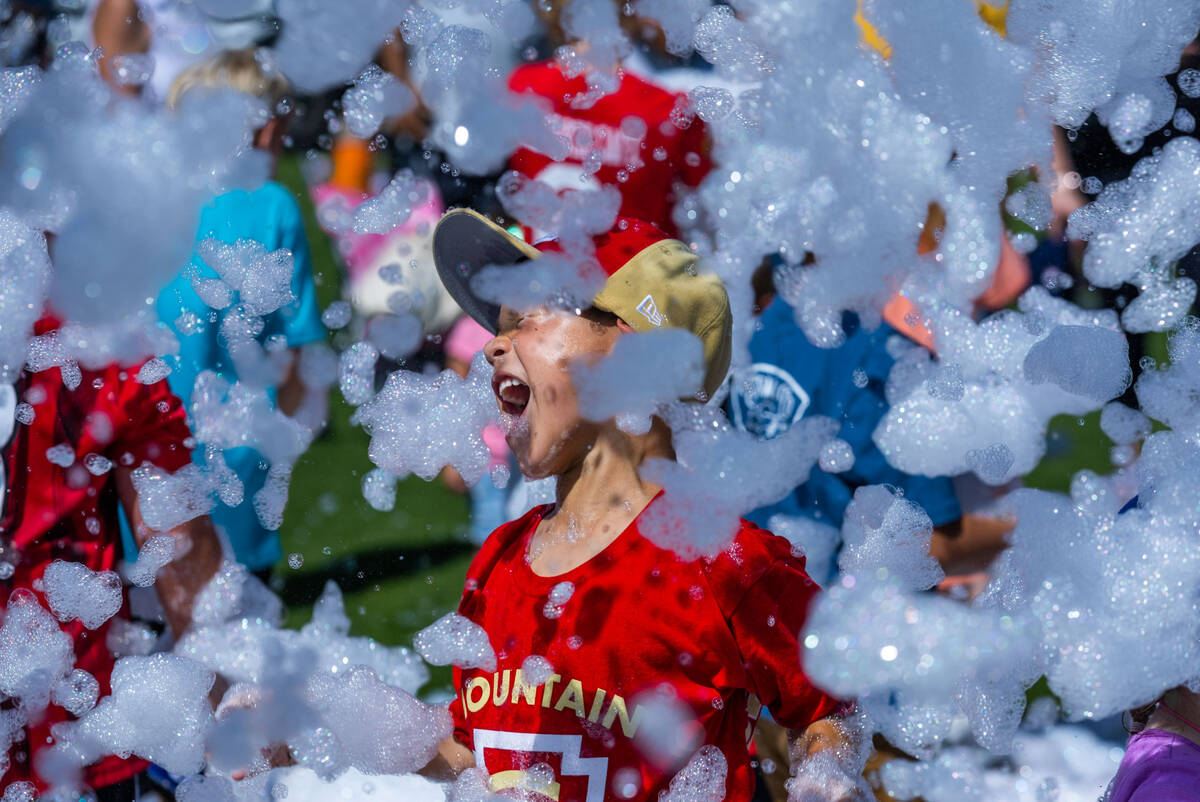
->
[616,318,636,334]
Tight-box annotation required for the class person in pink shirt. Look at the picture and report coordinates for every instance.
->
[1105,688,1200,801]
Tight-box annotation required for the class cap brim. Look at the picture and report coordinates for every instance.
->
[432,209,540,334]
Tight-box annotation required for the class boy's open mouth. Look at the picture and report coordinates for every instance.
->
[493,373,530,416]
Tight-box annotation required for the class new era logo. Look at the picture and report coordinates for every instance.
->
[636,294,663,327]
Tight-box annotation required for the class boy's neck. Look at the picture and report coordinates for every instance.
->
[1148,688,1200,749]
[528,420,672,577]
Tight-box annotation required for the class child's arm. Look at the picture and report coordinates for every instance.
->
[420,736,475,780]
[785,714,872,802]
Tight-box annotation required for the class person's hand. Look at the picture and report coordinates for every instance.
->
[787,714,872,802]
[215,683,295,781]
[441,466,468,494]
[785,752,871,802]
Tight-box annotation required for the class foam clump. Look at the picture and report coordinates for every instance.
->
[42,560,123,630]
[190,562,284,629]
[1068,137,1200,332]
[520,655,554,686]
[1099,401,1151,445]
[352,169,433,235]
[1022,324,1131,401]
[124,534,178,588]
[572,329,705,424]
[0,589,74,710]
[361,468,398,512]
[51,669,100,717]
[414,612,497,671]
[264,767,446,802]
[272,0,404,94]
[658,745,727,802]
[51,653,215,778]
[640,403,836,558]
[0,782,35,802]
[305,666,452,775]
[175,774,237,802]
[178,580,427,694]
[356,351,498,487]
[195,238,297,318]
[817,438,855,474]
[0,210,50,382]
[875,288,1129,484]
[131,464,219,533]
[321,300,352,330]
[135,357,172,385]
[803,575,1033,755]
[416,25,565,175]
[1007,0,1200,134]
[187,370,317,527]
[787,749,873,802]
[0,58,266,336]
[837,486,944,593]
[979,438,1200,720]
[343,64,415,140]
[339,341,379,406]
[767,514,840,588]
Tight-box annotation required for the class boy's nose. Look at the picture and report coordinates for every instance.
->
[484,334,510,365]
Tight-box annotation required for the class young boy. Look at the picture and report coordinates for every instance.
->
[427,209,865,801]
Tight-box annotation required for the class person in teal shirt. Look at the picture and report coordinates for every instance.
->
[124,50,326,578]
[156,181,326,575]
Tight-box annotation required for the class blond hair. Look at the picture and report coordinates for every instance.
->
[167,47,290,111]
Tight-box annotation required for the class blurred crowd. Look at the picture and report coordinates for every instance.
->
[0,0,1198,799]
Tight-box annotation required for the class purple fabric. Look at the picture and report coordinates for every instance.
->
[1107,729,1200,801]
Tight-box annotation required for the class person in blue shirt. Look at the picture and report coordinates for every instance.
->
[731,299,962,532]
[729,275,1011,584]
[125,49,327,579]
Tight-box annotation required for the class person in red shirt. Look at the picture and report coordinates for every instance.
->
[0,317,223,797]
[426,209,868,802]
[506,57,711,238]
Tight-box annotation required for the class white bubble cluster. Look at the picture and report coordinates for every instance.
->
[356,351,498,486]
[413,612,497,671]
[573,329,705,425]
[352,169,434,235]
[342,64,416,140]
[640,403,836,557]
[48,653,215,780]
[0,58,266,342]
[194,238,297,318]
[874,288,1129,484]
[1068,137,1200,332]
[124,534,178,588]
[42,560,123,630]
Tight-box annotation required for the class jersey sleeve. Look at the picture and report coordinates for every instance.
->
[110,367,193,473]
[707,526,847,731]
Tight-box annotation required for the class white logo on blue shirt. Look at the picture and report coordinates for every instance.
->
[729,363,810,440]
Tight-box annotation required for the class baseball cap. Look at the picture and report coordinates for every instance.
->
[432,208,732,400]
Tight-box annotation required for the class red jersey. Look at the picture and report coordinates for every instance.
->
[507,61,712,237]
[451,500,842,802]
[1,320,193,789]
